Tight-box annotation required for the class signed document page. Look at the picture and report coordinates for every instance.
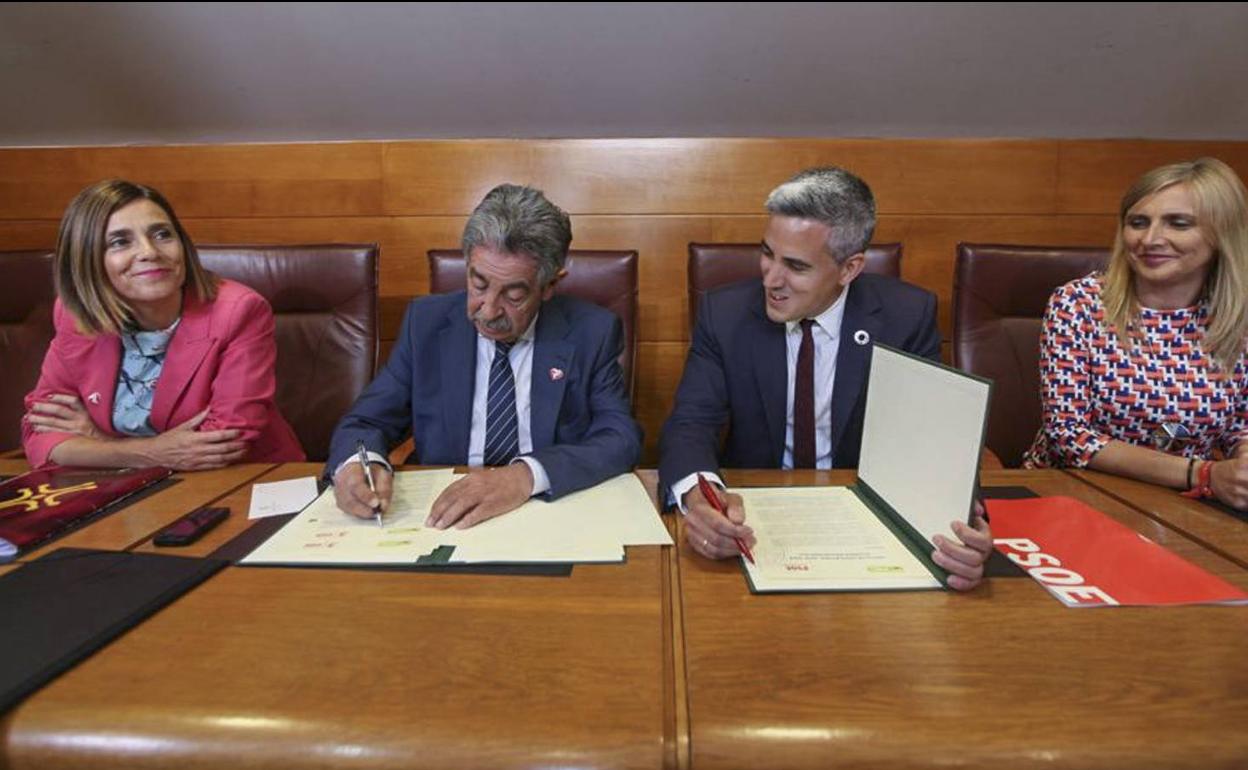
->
[240,469,456,565]
[737,486,941,592]
[240,472,667,566]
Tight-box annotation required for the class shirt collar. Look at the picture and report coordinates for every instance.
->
[784,288,847,340]
[122,317,181,356]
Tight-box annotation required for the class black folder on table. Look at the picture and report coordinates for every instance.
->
[0,547,226,714]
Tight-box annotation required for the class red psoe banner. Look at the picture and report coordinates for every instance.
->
[988,496,1248,608]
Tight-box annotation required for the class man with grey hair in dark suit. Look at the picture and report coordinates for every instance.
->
[659,167,993,590]
[330,183,641,529]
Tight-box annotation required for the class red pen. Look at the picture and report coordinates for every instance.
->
[697,473,755,564]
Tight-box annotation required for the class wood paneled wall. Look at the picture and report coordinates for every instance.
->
[4,138,1248,462]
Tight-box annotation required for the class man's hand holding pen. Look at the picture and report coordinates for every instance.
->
[333,461,394,523]
[683,478,755,561]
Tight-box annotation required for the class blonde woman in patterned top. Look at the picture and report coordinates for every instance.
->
[1025,158,1248,510]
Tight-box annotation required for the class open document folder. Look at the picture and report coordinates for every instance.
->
[741,344,992,592]
[240,471,671,567]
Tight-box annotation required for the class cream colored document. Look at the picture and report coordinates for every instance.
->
[240,469,456,565]
[240,471,669,566]
[441,472,671,563]
[738,486,941,592]
[858,345,989,546]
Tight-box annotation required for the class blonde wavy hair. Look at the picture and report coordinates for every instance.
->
[1102,157,1248,371]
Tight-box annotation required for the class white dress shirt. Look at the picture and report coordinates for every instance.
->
[781,289,846,470]
[467,318,551,495]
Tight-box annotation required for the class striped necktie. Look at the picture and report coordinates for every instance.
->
[483,340,519,466]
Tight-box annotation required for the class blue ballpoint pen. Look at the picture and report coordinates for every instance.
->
[355,440,383,528]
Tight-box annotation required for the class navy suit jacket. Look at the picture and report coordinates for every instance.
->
[328,292,641,499]
[658,273,940,504]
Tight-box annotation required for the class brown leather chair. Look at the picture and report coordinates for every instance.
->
[198,245,379,462]
[953,243,1111,467]
[428,249,639,402]
[686,242,902,329]
[0,250,56,451]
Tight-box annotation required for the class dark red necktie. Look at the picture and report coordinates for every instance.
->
[793,319,816,468]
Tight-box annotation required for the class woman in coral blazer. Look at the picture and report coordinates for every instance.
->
[23,179,304,469]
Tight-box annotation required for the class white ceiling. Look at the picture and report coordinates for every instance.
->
[2,2,1246,147]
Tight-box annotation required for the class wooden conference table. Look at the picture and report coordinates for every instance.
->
[676,469,1248,770]
[1,463,1246,770]
[1071,467,1248,570]
[2,462,674,770]
[0,458,276,563]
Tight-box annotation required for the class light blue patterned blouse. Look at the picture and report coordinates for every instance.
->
[112,320,180,437]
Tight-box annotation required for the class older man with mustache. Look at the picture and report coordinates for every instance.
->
[328,184,642,528]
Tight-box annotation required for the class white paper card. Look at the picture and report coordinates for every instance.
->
[247,476,320,519]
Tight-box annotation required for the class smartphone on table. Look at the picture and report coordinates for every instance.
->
[153,506,229,547]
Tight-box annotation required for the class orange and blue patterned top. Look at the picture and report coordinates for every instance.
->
[1024,273,1248,468]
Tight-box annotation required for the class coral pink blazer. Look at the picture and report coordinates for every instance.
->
[23,279,305,467]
